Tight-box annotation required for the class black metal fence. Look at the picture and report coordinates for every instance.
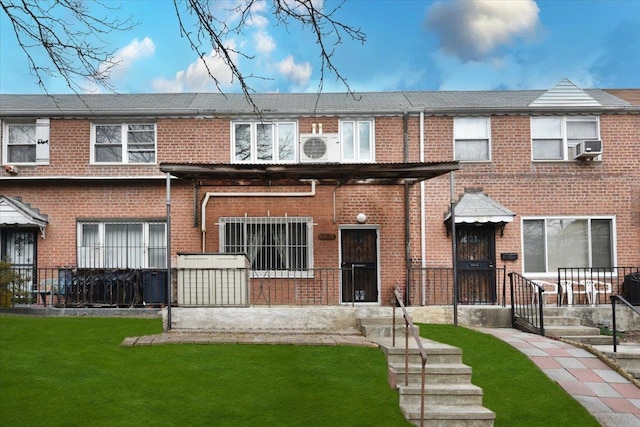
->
[557,267,640,306]
[509,272,544,335]
[407,266,508,306]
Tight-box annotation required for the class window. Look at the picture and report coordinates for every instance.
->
[531,116,599,161]
[523,217,614,273]
[340,119,374,162]
[454,117,490,161]
[220,217,312,276]
[92,123,156,164]
[233,121,296,163]
[77,221,166,268]
[2,119,49,164]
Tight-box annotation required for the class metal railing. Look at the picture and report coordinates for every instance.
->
[407,265,507,306]
[509,272,545,336]
[557,267,640,306]
[392,286,428,427]
[610,294,640,353]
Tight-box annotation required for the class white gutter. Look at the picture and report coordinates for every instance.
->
[420,111,427,305]
[200,179,317,252]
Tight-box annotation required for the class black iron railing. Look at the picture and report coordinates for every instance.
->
[509,272,545,336]
[557,267,640,306]
[610,293,640,353]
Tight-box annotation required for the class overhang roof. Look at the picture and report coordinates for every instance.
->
[0,195,49,237]
[160,162,459,186]
[444,192,515,224]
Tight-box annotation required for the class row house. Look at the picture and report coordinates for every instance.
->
[0,79,638,311]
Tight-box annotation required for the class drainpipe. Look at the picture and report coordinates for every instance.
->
[165,172,172,331]
[199,180,317,252]
[403,112,411,305]
[420,111,426,305]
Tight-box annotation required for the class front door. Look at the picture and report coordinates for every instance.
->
[341,228,378,303]
[1,228,37,303]
[456,224,496,304]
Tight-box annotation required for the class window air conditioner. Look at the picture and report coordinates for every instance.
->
[299,133,340,162]
[574,140,602,160]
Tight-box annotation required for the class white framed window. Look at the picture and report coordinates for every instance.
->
[220,216,313,277]
[340,119,374,162]
[77,221,166,268]
[454,117,490,161]
[531,116,599,161]
[2,119,50,164]
[232,121,296,163]
[522,217,614,274]
[91,123,156,164]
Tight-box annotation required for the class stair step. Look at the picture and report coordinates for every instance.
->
[401,405,496,427]
[377,339,463,365]
[561,335,618,345]
[390,363,473,386]
[361,324,418,338]
[543,325,600,337]
[543,316,581,326]
[399,383,484,406]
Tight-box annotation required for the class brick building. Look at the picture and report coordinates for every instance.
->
[1,79,638,308]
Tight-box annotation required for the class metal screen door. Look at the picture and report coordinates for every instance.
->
[456,224,497,304]
[340,228,378,303]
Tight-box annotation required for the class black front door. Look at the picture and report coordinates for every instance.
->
[341,228,378,303]
[1,228,37,303]
[456,224,496,304]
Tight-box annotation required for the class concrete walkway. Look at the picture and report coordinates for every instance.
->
[122,327,640,426]
[477,327,640,427]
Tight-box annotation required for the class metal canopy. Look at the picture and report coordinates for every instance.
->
[159,162,459,186]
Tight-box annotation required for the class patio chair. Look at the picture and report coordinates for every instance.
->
[558,280,573,305]
[568,281,590,305]
[580,280,612,305]
[531,280,558,306]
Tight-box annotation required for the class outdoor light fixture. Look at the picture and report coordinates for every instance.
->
[356,213,367,223]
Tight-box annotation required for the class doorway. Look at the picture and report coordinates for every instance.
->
[1,228,37,303]
[456,224,497,304]
[340,227,379,303]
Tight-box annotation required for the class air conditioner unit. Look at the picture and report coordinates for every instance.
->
[299,133,340,162]
[574,140,602,160]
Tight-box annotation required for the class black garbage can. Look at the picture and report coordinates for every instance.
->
[622,272,640,305]
[142,270,168,305]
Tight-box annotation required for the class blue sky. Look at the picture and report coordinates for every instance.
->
[1,0,639,94]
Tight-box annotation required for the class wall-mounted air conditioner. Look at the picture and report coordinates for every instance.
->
[299,133,340,162]
[574,140,602,160]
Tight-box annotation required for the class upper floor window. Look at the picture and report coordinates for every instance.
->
[91,123,156,164]
[77,221,166,268]
[220,216,312,277]
[2,119,50,164]
[233,121,296,163]
[523,217,614,274]
[531,116,599,161]
[341,119,374,162]
[454,117,490,161]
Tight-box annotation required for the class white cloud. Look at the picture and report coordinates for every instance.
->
[425,0,541,61]
[153,44,237,92]
[254,31,276,54]
[109,37,156,79]
[277,55,312,86]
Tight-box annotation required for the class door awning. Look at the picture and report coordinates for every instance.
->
[444,191,515,224]
[0,195,49,237]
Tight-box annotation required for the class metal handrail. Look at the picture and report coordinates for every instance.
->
[609,295,640,353]
[392,286,428,427]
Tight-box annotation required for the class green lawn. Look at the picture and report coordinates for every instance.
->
[1,316,602,426]
[0,316,407,427]
[418,324,601,427]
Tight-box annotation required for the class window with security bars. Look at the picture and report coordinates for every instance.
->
[77,222,166,268]
[220,217,312,275]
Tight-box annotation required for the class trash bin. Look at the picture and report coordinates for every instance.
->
[622,272,640,305]
[142,270,167,305]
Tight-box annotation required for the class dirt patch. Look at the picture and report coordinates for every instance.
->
[621,330,640,343]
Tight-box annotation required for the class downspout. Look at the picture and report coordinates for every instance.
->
[200,179,317,252]
[403,112,411,305]
[420,111,426,305]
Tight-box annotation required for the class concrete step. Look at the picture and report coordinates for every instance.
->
[401,405,496,427]
[594,344,640,372]
[360,323,418,338]
[390,363,473,386]
[561,335,618,345]
[543,325,601,337]
[377,339,464,365]
[398,383,484,407]
[543,315,581,326]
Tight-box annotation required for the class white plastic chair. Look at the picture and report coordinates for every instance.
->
[581,280,612,305]
[569,281,590,305]
[531,280,558,306]
[558,280,573,305]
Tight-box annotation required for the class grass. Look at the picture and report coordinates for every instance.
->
[1,316,604,426]
[0,316,407,427]
[418,324,601,427]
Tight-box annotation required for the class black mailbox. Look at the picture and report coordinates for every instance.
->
[500,253,518,261]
